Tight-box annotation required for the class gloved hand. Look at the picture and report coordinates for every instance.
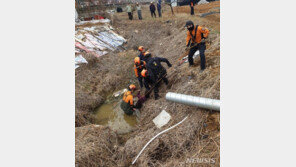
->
[201,38,207,43]
[185,47,190,51]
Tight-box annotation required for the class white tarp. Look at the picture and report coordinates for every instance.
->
[153,110,171,129]
[75,19,111,26]
[171,0,177,7]
[75,19,126,57]
[75,55,88,69]
[198,0,209,5]
[113,88,128,97]
[75,9,79,21]
[97,31,126,48]
[85,33,114,51]
[85,33,107,51]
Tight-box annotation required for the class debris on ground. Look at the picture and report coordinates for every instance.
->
[75,19,126,60]
[153,110,172,128]
[113,88,127,97]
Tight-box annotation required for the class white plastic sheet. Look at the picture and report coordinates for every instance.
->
[198,0,209,5]
[75,19,126,56]
[113,88,128,97]
[75,9,79,21]
[75,55,88,69]
[153,110,171,128]
[75,19,111,26]
[171,0,177,7]
[85,33,107,51]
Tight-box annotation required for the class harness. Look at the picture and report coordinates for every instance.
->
[189,25,205,45]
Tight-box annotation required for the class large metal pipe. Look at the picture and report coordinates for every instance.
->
[165,92,220,111]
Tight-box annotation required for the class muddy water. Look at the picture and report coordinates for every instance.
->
[95,102,138,134]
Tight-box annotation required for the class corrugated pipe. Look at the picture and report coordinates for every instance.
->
[165,92,220,111]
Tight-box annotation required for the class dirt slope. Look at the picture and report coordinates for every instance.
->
[76,1,220,166]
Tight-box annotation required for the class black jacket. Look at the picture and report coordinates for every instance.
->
[150,4,156,12]
[146,57,171,81]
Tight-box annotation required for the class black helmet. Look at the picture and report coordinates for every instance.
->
[185,20,194,27]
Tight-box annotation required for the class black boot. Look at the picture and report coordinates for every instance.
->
[163,78,168,85]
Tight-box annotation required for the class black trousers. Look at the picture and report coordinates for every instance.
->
[144,70,168,98]
[154,70,168,97]
[138,76,143,88]
[190,6,194,15]
[144,80,159,98]
[128,12,133,20]
[137,10,142,20]
[151,11,156,18]
[157,8,162,17]
[188,43,206,70]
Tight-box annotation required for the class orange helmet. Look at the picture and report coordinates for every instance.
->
[134,57,140,65]
[141,69,148,77]
[129,84,136,90]
[138,46,144,52]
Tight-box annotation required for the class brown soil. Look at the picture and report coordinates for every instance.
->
[76,1,220,166]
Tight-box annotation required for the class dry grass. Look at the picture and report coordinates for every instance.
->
[75,1,220,166]
[75,125,119,166]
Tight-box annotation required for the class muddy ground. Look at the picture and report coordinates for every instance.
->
[76,2,220,166]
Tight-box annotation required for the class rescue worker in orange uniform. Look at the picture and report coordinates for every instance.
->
[134,57,146,89]
[185,20,209,70]
[120,84,137,115]
[138,46,145,60]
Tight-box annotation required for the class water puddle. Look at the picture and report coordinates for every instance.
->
[95,102,138,134]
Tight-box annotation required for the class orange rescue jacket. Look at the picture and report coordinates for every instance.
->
[123,91,133,106]
[134,61,146,77]
[186,25,209,46]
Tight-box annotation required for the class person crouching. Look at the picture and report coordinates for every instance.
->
[120,84,137,115]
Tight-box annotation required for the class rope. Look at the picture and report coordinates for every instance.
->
[132,115,189,165]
